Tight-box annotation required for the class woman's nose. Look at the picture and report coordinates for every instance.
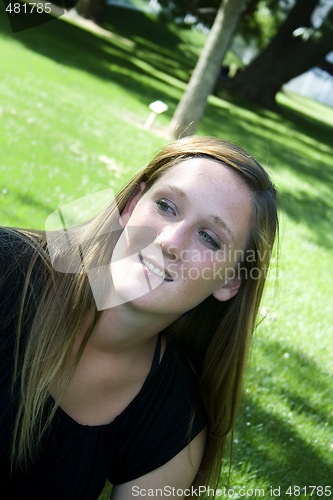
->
[154,222,187,261]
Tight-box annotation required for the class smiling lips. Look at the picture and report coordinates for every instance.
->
[140,256,173,282]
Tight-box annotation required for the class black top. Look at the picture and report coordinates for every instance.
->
[0,228,206,500]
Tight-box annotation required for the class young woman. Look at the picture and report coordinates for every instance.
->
[0,137,278,499]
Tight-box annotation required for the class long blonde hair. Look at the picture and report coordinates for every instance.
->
[7,137,278,489]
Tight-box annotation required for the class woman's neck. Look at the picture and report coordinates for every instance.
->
[86,303,179,356]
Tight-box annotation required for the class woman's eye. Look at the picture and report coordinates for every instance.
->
[156,200,176,215]
[199,230,220,250]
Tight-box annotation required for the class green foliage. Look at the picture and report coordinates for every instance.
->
[156,0,219,26]
[156,0,289,50]
[237,0,289,50]
[250,1,283,48]
[0,3,332,497]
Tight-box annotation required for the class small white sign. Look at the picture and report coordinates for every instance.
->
[149,100,168,114]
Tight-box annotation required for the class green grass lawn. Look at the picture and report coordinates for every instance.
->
[1,3,332,499]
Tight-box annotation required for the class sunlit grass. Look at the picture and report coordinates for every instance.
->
[0,3,332,498]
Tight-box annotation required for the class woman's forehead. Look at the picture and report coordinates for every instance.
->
[153,157,247,194]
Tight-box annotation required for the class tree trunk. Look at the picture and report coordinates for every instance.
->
[221,0,333,109]
[169,0,245,138]
[76,0,106,24]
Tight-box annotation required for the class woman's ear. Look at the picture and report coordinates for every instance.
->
[212,276,242,302]
[119,182,146,228]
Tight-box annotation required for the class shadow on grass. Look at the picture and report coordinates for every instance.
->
[103,6,200,72]
[218,91,333,159]
[278,188,333,249]
[15,191,53,214]
[0,190,53,228]
[0,3,187,127]
[232,339,333,488]
[0,4,190,101]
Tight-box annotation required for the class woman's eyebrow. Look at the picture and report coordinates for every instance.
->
[163,185,187,199]
[162,184,236,243]
[210,215,236,244]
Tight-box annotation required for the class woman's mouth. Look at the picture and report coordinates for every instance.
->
[139,256,173,282]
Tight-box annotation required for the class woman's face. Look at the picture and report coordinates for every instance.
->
[109,158,253,317]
